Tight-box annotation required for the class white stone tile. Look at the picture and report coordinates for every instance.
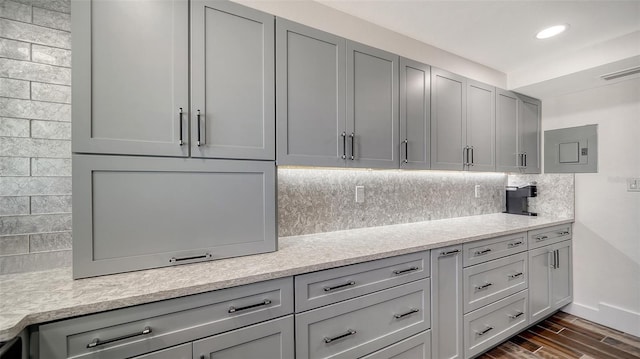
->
[0,118,30,137]
[32,7,70,31]
[0,249,71,275]
[31,44,70,67]
[0,157,30,176]
[0,176,71,196]
[0,38,30,60]
[30,120,70,140]
[30,195,71,214]
[0,235,29,256]
[0,98,71,121]
[0,0,31,22]
[29,231,71,252]
[0,196,29,215]
[0,137,70,158]
[30,82,71,103]
[0,213,71,235]
[30,158,70,176]
[0,57,70,85]
[0,78,30,99]
[0,18,71,49]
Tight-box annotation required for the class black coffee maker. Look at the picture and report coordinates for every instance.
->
[505,183,538,216]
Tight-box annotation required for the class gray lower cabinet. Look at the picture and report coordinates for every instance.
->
[193,315,294,359]
[296,279,430,359]
[529,240,573,323]
[132,344,192,359]
[360,330,431,359]
[72,155,276,278]
[430,245,463,359]
[347,41,400,169]
[399,57,431,170]
[276,18,346,167]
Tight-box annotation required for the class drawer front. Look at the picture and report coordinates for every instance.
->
[131,343,191,359]
[464,290,529,359]
[463,232,527,267]
[193,315,294,359]
[296,279,430,359]
[528,224,572,249]
[295,251,430,312]
[463,252,528,313]
[360,330,431,359]
[39,277,293,359]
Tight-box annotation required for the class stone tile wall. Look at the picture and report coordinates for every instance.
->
[0,0,72,274]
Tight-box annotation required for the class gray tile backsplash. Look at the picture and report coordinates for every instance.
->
[507,173,575,219]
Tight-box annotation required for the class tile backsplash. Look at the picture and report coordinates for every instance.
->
[507,173,575,219]
[278,168,507,237]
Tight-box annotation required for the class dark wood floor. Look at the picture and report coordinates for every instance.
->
[477,311,640,359]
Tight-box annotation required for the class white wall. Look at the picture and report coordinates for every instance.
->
[232,0,507,88]
[541,78,640,336]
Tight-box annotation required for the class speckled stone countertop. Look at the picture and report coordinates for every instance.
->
[0,213,573,341]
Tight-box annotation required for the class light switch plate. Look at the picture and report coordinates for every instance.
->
[355,185,365,203]
[628,178,640,192]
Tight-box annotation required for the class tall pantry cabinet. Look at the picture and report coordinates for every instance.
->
[71,0,277,278]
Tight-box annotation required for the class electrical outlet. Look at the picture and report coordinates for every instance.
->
[474,185,481,198]
[355,186,365,203]
[628,178,640,192]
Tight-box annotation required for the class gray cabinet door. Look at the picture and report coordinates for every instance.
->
[551,241,572,310]
[529,240,571,323]
[193,316,294,359]
[347,41,399,169]
[466,80,495,172]
[519,95,541,174]
[72,0,189,157]
[496,89,520,172]
[430,246,463,359]
[133,344,192,359]
[191,0,275,160]
[276,19,347,167]
[430,68,466,171]
[73,155,276,278]
[399,58,431,170]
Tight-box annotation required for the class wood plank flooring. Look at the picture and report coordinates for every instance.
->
[477,312,640,359]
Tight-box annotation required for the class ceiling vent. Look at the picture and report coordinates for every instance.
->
[600,66,640,81]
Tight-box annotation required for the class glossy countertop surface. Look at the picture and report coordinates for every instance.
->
[0,213,573,341]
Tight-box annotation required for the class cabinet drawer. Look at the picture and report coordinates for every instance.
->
[360,330,431,359]
[296,279,430,359]
[463,252,528,313]
[39,277,293,359]
[193,315,294,359]
[295,251,429,312]
[464,290,529,359]
[131,343,191,359]
[528,224,572,249]
[463,232,527,267]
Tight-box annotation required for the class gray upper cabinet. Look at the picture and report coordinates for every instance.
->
[430,68,466,171]
[276,18,346,167]
[72,0,189,157]
[466,80,496,172]
[347,41,400,169]
[399,58,431,170]
[191,0,275,160]
[73,155,276,278]
[496,90,541,173]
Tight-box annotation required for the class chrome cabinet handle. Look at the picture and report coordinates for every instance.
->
[476,326,493,336]
[196,109,202,146]
[470,146,474,166]
[324,281,356,292]
[178,108,184,146]
[349,133,355,160]
[509,312,524,319]
[474,248,492,256]
[508,241,524,248]
[403,139,409,164]
[440,249,460,257]
[393,266,419,275]
[555,249,560,269]
[341,132,347,159]
[87,326,151,348]
[549,251,557,269]
[169,253,212,263]
[536,235,549,241]
[324,329,356,344]
[394,308,420,319]
[228,299,271,313]
[508,272,524,279]
[558,231,570,236]
[475,282,493,291]
[523,153,528,167]
[463,146,469,166]
[518,153,524,167]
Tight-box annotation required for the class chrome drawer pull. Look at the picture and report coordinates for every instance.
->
[169,253,212,263]
[228,299,271,313]
[440,249,460,257]
[508,272,524,279]
[474,249,492,256]
[196,109,202,146]
[558,231,570,236]
[349,133,355,160]
[394,308,420,319]
[509,311,525,319]
[178,108,184,145]
[323,281,356,292]
[536,235,549,241]
[393,266,419,275]
[508,241,523,248]
[476,326,493,336]
[341,132,347,159]
[324,329,356,344]
[475,282,493,291]
[87,326,151,348]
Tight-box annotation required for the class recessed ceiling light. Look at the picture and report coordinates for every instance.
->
[536,24,569,39]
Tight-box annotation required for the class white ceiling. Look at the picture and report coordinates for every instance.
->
[316,0,640,94]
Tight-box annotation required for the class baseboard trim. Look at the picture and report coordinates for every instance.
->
[562,302,640,337]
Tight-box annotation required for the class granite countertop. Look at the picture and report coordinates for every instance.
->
[0,213,573,341]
